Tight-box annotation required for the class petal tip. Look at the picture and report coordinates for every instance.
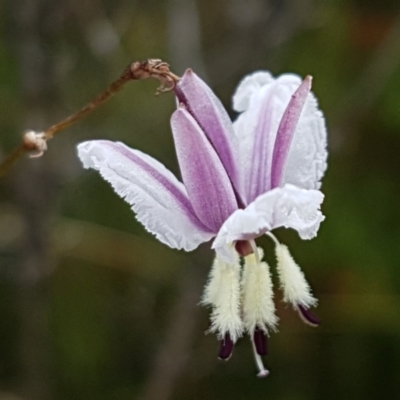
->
[77,140,99,168]
[304,75,313,90]
[181,68,195,82]
[171,106,187,121]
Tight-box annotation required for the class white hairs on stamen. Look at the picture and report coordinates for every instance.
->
[275,243,317,308]
[202,252,239,306]
[201,257,223,307]
[207,257,244,341]
[242,251,278,334]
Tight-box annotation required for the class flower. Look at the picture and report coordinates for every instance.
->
[77,69,327,377]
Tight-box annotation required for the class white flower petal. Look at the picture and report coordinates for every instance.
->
[268,184,325,238]
[212,184,324,261]
[233,73,306,201]
[283,87,328,190]
[77,140,214,251]
[232,71,274,112]
[232,71,328,203]
[271,76,312,189]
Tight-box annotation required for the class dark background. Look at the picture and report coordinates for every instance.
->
[1,0,400,399]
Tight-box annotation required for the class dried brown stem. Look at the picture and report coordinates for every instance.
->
[0,59,180,179]
[43,68,132,140]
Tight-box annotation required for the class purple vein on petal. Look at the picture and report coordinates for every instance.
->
[174,70,243,200]
[171,108,238,232]
[247,93,275,202]
[270,76,312,189]
[100,141,212,233]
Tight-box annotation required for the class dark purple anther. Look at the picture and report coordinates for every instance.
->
[253,327,268,356]
[218,333,235,360]
[297,305,321,327]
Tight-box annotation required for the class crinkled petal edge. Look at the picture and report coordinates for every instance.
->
[212,184,325,262]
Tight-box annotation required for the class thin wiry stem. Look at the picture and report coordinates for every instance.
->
[43,67,133,140]
[0,59,180,179]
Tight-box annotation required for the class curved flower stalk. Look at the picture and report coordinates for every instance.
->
[77,68,327,377]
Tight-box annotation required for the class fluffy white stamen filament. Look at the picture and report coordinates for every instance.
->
[202,256,224,306]
[203,256,243,341]
[274,242,317,309]
[242,244,274,377]
[242,248,278,334]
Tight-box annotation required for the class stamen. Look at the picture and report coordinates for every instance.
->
[242,250,278,334]
[266,231,280,247]
[249,240,260,265]
[267,233,320,329]
[218,333,234,360]
[251,338,269,378]
[274,242,317,308]
[297,305,321,327]
[253,327,268,356]
[201,257,223,306]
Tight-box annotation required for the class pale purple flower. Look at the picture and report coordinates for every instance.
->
[77,69,327,377]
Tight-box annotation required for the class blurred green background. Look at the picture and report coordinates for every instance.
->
[1,0,400,399]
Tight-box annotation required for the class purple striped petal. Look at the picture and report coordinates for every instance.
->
[77,140,214,250]
[175,70,243,202]
[283,90,328,190]
[233,73,310,203]
[171,107,238,233]
[271,76,312,189]
[242,84,286,202]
